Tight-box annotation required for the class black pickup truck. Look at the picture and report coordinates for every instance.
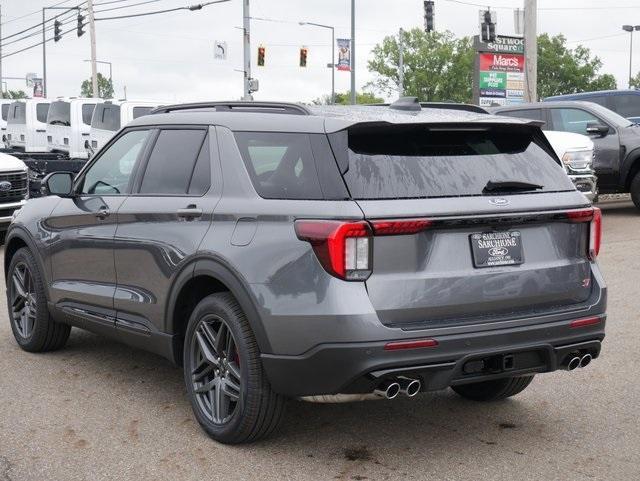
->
[491,100,640,209]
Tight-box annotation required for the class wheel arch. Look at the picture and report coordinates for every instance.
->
[622,149,640,191]
[166,256,272,365]
[4,228,49,300]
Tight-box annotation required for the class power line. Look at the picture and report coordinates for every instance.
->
[0,0,84,26]
[2,22,82,59]
[2,10,79,47]
[94,0,230,21]
[1,4,84,42]
[94,0,164,14]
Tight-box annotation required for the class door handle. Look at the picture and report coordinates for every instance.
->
[177,205,202,220]
[95,207,110,220]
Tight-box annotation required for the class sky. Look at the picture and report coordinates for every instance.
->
[0,0,638,103]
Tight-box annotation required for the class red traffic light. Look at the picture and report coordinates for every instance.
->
[299,47,308,67]
[257,46,265,67]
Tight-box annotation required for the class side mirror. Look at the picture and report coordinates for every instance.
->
[42,172,75,197]
[586,122,609,137]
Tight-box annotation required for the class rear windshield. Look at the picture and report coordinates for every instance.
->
[92,104,121,131]
[48,101,70,126]
[7,103,25,124]
[82,103,96,125]
[132,106,154,119]
[1,104,9,121]
[335,124,574,199]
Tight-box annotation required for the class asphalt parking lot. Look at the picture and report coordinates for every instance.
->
[0,199,638,481]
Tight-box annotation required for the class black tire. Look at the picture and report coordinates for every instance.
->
[631,172,640,210]
[451,375,535,402]
[6,247,71,352]
[183,292,285,444]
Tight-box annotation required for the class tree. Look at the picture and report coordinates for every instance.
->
[4,90,28,99]
[537,34,616,98]
[80,73,114,98]
[366,29,474,103]
[312,91,383,105]
[630,72,640,89]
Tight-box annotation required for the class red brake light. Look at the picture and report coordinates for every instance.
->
[565,207,602,260]
[371,219,433,236]
[384,338,438,351]
[294,220,372,281]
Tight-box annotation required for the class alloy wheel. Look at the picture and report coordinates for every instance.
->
[10,262,37,338]
[190,315,242,424]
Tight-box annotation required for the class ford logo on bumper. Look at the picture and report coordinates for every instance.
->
[0,181,12,192]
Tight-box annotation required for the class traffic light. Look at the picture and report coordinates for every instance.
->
[257,46,265,67]
[424,1,434,33]
[54,19,62,42]
[299,47,308,68]
[481,10,496,42]
[77,13,85,37]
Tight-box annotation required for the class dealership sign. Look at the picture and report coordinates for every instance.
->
[473,35,525,107]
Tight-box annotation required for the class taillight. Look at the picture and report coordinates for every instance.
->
[565,207,602,260]
[371,218,433,236]
[294,220,372,281]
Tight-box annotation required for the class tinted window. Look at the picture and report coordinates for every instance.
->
[47,101,70,126]
[583,95,610,109]
[132,106,153,119]
[550,108,602,135]
[82,103,96,125]
[81,129,149,195]
[1,104,9,121]
[36,103,49,123]
[336,125,573,199]
[92,104,121,131]
[234,132,324,199]
[611,94,640,119]
[139,129,207,195]
[8,103,25,124]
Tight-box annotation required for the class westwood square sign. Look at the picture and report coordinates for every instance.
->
[473,35,525,107]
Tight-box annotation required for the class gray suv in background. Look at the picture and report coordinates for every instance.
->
[4,100,607,444]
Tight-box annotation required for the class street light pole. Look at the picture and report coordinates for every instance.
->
[622,25,640,89]
[299,22,335,104]
[350,0,356,105]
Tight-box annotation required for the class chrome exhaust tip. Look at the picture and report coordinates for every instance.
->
[398,377,421,397]
[374,381,401,399]
[567,356,581,371]
[579,353,592,369]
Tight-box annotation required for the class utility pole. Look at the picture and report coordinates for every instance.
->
[243,0,252,100]
[398,28,404,98]
[350,0,356,104]
[42,9,47,97]
[523,0,537,102]
[87,0,99,98]
[0,5,3,99]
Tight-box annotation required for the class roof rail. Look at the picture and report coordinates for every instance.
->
[150,101,312,116]
[376,98,488,114]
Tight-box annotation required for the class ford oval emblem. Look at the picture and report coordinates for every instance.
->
[0,181,12,192]
[489,247,509,256]
[489,197,510,206]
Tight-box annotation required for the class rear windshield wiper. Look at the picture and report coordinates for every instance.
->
[483,180,543,193]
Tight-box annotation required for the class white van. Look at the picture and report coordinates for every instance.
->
[5,99,51,152]
[47,98,102,159]
[0,99,15,137]
[88,100,158,154]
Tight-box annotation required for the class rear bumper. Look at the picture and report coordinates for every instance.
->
[262,315,606,397]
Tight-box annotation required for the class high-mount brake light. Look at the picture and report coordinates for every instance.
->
[565,207,602,260]
[294,220,372,281]
[371,219,433,236]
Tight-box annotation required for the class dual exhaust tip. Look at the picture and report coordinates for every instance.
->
[566,353,593,371]
[374,377,421,399]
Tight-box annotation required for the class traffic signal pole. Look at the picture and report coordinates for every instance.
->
[42,9,47,97]
[243,0,252,100]
[350,0,356,104]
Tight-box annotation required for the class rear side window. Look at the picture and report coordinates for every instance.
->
[498,109,544,124]
[234,132,324,199]
[335,124,573,200]
[1,104,9,121]
[8,104,25,124]
[82,104,96,125]
[132,106,153,119]
[611,94,640,119]
[36,104,50,123]
[47,101,70,126]
[139,129,208,195]
[92,104,121,131]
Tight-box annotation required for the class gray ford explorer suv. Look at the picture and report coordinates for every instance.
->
[4,100,607,444]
